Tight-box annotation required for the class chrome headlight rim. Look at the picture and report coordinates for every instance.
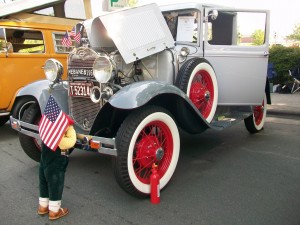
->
[44,59,64,83]
[93,55,114,83]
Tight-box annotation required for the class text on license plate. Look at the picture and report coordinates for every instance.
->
[69,82,93,97]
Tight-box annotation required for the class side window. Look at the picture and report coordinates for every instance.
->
[5,29,45,53]
[207,11,266,46]
[163,10,199,44]
[53,32,75,53]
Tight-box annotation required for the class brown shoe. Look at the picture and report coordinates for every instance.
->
[49,208,69,220]
[37,205,49,215]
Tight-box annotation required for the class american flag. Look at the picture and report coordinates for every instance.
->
[74,31,81,44]
[62,31,72,47]
[70,26,76,38]
[73,24,83,44]
[38,95,73,151]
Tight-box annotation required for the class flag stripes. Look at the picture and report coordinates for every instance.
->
[38,95,72,151]
[62,31,72,47]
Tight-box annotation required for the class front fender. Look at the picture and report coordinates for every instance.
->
[98,81,211,135]
[17,80,50,101]
[108,81,188,109]
[16,80,69,113]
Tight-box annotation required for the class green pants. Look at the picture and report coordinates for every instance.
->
[39,144,69,201]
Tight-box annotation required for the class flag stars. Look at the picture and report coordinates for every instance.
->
[44,96,61,123]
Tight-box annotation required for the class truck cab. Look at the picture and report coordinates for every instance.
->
[10,2,270,198]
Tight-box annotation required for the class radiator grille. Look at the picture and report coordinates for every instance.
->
[69,97,101,131]
[68,47,102,131]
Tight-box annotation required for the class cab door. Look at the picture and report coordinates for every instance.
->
[203,9,270,105]
[0,27,48,112]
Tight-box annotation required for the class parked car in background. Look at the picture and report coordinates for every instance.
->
[0,9,80,126]
[11,2,271,198]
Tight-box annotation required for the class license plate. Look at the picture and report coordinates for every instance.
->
[69,82,93,98]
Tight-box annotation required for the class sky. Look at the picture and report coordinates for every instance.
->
[135,0,300,41]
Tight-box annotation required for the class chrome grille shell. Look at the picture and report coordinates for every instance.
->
[68,47,102,131]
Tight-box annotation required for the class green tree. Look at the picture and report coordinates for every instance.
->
[269,45,300,84]
[251,29,264,45]
[287,23,300,41]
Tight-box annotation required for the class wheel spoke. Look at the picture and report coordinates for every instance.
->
[131,120,175,183]
[190,70,214,119]
[134,161,153,177]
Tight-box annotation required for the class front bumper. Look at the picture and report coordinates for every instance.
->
[10,116,117,156]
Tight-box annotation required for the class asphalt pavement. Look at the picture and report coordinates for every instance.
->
[268,91,300,117]
[0,91,299,225]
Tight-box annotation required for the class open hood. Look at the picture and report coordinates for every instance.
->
[82,3,175,64]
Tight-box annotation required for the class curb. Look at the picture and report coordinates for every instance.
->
[268,109,300,117]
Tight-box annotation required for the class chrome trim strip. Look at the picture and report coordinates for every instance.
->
[21,129,41,140]
[20,120,39,131]
[92,136,115,146]
[0,112,10,116]
[98,147,117,156]
[10,116,117,156]
[10,116,40,139]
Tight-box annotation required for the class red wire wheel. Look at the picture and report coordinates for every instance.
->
[114,106,180,198]
[176,58,218,123]
[254,99,265,126]
[244,94,267,133]
[189,69,215,119]
[134,120,173,184]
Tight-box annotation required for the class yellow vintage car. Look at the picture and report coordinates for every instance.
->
[0,12,79,126]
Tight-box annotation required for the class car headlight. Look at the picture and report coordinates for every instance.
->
[93,56,113,83]
[44,59,64,82]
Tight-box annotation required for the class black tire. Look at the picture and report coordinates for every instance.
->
[113,105,180,198]
[176,58,218,123]
[12,97,36,120]
[244,94,267,134]
[19,103,41,162]
[0,116,9,126]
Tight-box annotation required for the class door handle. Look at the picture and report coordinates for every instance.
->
[264,51,269,57]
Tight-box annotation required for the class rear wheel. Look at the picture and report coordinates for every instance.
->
[113,105,180,198]
[19,103,42,162]
[244,94,267,133]
[176,58,218,123]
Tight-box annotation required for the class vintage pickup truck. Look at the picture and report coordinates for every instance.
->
[10,2,270,198]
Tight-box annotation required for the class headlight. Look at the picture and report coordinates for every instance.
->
[44,59,63,82]
[93,56,113,83]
